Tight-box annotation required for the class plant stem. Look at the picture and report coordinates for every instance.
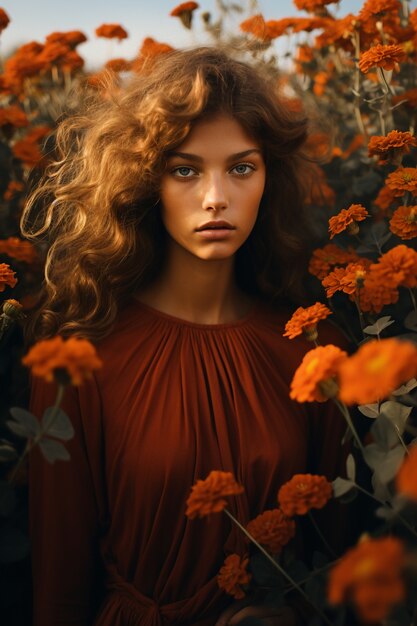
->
[333,399,365,455]
[353,483,417,538]
[308,510,337,559]
[223,508,332,625]
[354,294,366,340]
[408,288,417,315]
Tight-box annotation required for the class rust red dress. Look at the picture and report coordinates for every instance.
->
[29,298,347,626]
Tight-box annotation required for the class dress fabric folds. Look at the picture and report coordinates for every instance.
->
[28,299,347,626]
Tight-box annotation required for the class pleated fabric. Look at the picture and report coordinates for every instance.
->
[29,298,347,626]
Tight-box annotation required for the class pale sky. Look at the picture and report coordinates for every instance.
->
[1,0,414,70]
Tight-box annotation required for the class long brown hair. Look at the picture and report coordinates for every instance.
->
[21,46,315,345]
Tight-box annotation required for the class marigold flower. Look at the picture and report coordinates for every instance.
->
[246,509,295,554]
[368,130,417,165]
[95,24,128,40]
[396,445,417,501]
[328,204,369,239]
[105,58,131,73]
[185,471,244,519]
[389,205,417,239]
[374,185,398,214]
[283,303,331,341]
[38,42,72,66]
[217,554,251,600]
[132,38,174,73]
[359,43,406,73]
[309,244,361,280]
[0,237,38,264]
[322,262,369,298]
[45,30,87,49]
[359,0,401,22]
[239,14,270,40]
[328,535,406,624]
[278,474,333,517]
[315,14,357,49]
[12,140,43,167]
[170,2,199,28]
[0,263,17,291]
[0,8,10,33]
[376,244,417,288]
[339,338,417,404]
[386,168,417,197]
[0,105,28,128]
[357,267,399,313]
[2,298,24,320]
[293,0,335,12]
[61,50,84,73]
[392,87,417,109]
[264,18,297,39]
[290,344,348,403]
[22,335,103,386]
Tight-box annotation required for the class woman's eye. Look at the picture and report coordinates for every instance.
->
[172,166,195,178]
[232,163,254,176]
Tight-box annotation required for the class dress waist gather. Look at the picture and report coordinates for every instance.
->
[94,562,223,626]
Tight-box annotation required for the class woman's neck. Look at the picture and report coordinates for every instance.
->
[136,240,254,325]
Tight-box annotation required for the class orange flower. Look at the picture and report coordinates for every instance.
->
[328,535,405,624]
[374,185,398,214]
[246,509,295,554]
[368,130,417,165]
[313,71,329,97]
[290,344,348,403]
[0,237,38,264]
[322,262,368,298]
[357,267,399,313]
[0,105,28,128]
[376,244,417,288]
[328,204,369,239]
[38,42,72,66]
[95,24,128,40]
[0,263,17,291]
[309,244,361,280]
[21,335,103,386]
[293,0,334,12]
[12,140,43,167]
[264,18,298,39]
[396,445,417,501]
[283,302,331,340]
[105,58,131,72]
[132,38,174,73]
[386,167,417,196]
[359,0,401,22]
[3,180,24,201]
[217,554,251,600]
[61,50,84,73]
[0,8,10,33]
[185,471,244,519]
[278,474,333,516]
[170,2,199,28]
[315,14,358,49]
[359,43,406,73]
[338,338,417,404]
[239,14,269,40]
[45,30,87,49]
[392,87,417,109]
[389,205,417,239]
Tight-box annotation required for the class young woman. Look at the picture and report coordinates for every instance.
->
[23,47,347,626]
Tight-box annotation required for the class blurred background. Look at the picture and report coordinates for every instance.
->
[2,0,368,69]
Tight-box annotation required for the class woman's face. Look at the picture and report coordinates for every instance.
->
[159,113,266,262]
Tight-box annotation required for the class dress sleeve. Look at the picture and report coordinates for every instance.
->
[28,373,107,626]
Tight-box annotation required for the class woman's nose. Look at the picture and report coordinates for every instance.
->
[201,174,228,211]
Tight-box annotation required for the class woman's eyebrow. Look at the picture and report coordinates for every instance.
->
[167,149,262,162]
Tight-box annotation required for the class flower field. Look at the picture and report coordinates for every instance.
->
[2,0,417,624]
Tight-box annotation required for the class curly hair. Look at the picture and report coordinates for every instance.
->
[21,46,317,345]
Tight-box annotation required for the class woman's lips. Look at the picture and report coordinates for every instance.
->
[195,228,235,240]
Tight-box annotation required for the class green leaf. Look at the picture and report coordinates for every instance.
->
[38,438,70,464]
[380,401,412,435]
[358,403,379,418]
[373,446,405,485]
[392,378,417,396]
[8,407,40,438]
[0,442,18,463]
[41,407,74,441]
[332,477,355,497]
[370,414,398,451]
[363,443,385,470]
[0,481,16,517]
[346,454,356,482]
[404,310,417,332]
[363,316,394,335]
